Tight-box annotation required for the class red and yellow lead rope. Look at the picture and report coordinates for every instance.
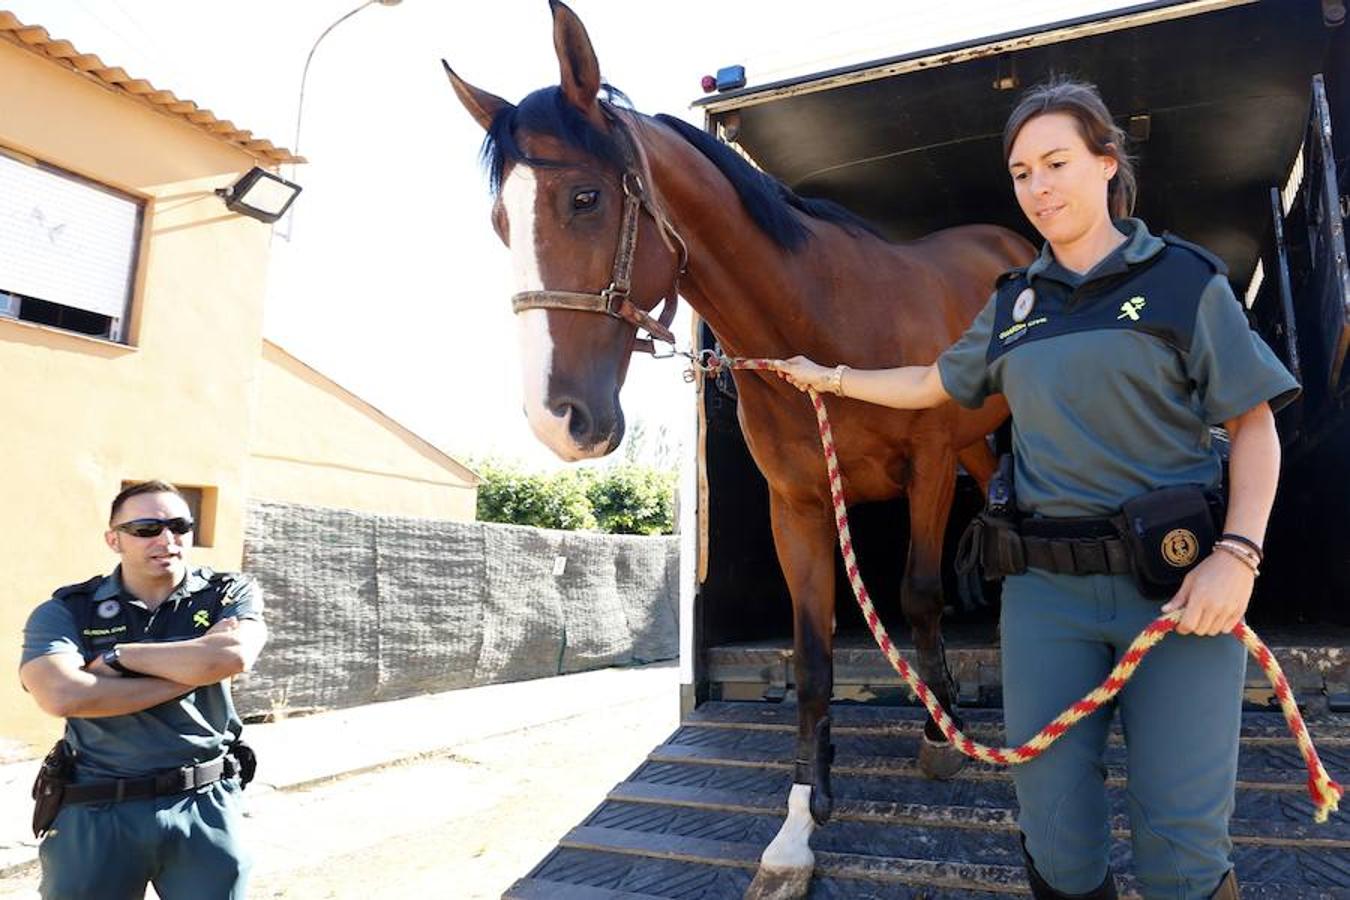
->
[705,354,1343,823]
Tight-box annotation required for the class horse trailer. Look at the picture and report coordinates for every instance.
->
[508,1,1350,896]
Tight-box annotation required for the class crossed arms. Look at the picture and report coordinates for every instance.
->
[19,617,268,719]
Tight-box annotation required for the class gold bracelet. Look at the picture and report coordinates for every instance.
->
[832,364,848,397]
[1213,540,1260,576]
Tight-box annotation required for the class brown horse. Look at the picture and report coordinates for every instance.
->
[445,2,1033,894]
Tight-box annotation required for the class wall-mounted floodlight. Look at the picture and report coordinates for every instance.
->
[216,167,302,224]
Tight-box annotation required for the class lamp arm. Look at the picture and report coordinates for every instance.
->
[292,0,378,158]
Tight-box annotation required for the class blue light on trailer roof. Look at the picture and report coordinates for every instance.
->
[715,65,747,92]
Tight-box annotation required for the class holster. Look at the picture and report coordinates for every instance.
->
[229,739,257,789]
[955,514,1027,581]
[31,740,76,838]
[955,454,1025,582]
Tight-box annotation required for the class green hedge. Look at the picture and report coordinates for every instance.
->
[475,460,676,535]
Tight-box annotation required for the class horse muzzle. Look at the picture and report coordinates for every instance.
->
[526,394,623,461]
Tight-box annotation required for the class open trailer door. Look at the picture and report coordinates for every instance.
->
[1304,75,1350,398]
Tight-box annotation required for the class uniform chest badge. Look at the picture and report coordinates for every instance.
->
[1012,288,1035,323]
[97,599,121,619]
[193,609,212,629]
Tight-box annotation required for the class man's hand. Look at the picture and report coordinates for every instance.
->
[1160,551,1254,635]
[83,653,116,676]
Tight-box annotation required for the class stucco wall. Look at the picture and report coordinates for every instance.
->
[247,342,478,521]
[0,39,272,754]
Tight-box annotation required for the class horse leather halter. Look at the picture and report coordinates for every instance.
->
[509,114,687,355]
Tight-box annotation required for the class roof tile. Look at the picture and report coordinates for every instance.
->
[0,9,300,165]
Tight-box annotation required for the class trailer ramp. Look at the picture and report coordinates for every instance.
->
[506,702,1350,899]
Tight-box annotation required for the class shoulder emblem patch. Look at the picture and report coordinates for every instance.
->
[1117,296,1147,321]
[193,609,212,629]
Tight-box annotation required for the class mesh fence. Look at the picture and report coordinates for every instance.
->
[233,501,679,718]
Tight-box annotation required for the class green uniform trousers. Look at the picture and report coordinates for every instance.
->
[1001,569,1246,899]
[38,779,250,900]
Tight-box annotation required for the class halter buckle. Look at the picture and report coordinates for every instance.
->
[600,284,629,317]
[622,171,644,199]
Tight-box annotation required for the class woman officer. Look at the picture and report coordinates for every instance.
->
[773,78,1299,900]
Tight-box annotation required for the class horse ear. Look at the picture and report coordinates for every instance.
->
[549,0,602,120]
[442,60,513,132]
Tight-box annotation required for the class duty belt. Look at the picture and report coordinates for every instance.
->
[969,514,1133,579]
[62,755,237,805]
[1017,516,1132,576]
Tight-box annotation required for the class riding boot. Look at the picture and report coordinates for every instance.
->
[1021,834,1118,900]
[1209,869,1240,899]
[792,717,834,826]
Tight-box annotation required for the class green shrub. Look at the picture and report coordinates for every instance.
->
[587,466,677,535]
[474,461,597,531]
[473,459,676,534]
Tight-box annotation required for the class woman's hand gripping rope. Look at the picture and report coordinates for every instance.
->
[690,351,1344,823]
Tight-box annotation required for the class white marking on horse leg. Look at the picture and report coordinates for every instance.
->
[502,166,580,459]
[759,783,816,870]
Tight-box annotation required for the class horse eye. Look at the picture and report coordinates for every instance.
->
[572,189,600,211]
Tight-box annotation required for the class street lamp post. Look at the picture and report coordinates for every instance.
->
[280,0,402,239]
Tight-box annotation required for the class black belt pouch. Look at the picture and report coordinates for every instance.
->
[32,740,75,838]
[1115,485,1217,599]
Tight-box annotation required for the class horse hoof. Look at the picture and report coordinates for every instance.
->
[744,864,813,900]
[918,735,969,780]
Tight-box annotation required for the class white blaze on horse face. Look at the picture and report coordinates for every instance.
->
[758,783,816,870]
[502,165,578,459]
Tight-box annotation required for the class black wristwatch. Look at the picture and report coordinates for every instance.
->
[101,647,143,678]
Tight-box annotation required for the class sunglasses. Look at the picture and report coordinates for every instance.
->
[112,517,195,538]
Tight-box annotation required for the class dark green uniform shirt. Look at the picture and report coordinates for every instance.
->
[937,218,1300,517]
[21,566,263,781]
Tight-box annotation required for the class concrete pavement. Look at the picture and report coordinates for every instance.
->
[0,661,681,882]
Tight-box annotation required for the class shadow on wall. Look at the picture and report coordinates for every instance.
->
[234,501,680,719]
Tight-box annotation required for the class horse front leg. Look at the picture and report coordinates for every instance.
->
[905,444,969,780]
[746,492,836,900]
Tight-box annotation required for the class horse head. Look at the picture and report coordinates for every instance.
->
[444,0,683,462]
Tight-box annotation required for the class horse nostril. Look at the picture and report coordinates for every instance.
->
[553,400,594,444]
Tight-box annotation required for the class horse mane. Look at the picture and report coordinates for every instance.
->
[652,114,886,250]
[479,86,885,252]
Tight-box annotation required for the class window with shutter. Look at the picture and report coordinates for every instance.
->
[0,148,142,343]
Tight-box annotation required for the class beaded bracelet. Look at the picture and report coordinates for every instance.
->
[1220,532,1264,562]
[1213,540,1261,576]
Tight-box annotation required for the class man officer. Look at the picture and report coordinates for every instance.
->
[20,480,267,900]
